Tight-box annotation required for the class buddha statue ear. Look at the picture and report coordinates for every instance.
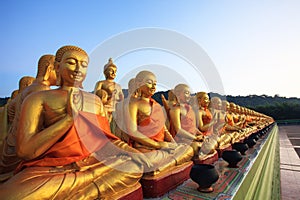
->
[43,61,51,81]
[54,62,61,86]
[136,88,142,97]
[134,79,142,97]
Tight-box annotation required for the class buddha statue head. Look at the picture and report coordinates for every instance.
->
[240,107,245,114]
[235,105,241,114]
[128,78,138,98]
[19,76,35,93]
[222,100,230,112]
[54,45,89,88]
[134,70,157,98]
[210,96,222,110]
[196,92,209,109]
[103,58,117,80]
[229,102,236,113]
[174,83,191,104]
[36,54,56,85]
[10,90,19,99]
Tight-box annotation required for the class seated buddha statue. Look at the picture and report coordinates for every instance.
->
[244,108,256,127]
[221,100,243,143]
[165,85,203,157]
[0,45,151,199]
[1,77,35,160]
[94,58,124,123]
[228,102,248,142]
[0,90,19,142]
[194,92,219,155]
[126,71,194,174]
[209,96,232,147]
[230,103,244,128]
[195,92,216,136]
[0,90,19,157]
[7,76,35,126]
[113,78,138,143]
[0,55,56,181]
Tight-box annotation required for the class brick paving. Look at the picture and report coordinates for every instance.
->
[279,125,300,200]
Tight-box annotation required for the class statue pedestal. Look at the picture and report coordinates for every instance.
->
[140,161,193,198]
[115,182,143,200]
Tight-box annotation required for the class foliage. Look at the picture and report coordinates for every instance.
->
[152,91,300,120]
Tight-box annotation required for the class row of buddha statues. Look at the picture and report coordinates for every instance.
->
[0,45,274,199]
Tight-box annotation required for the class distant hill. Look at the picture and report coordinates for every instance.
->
[2,91,300,120]
[151,91,300,120]
[0,97,9,106]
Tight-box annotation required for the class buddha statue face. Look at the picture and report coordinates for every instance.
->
[196,92,209,108]
[103,58,117,80]
[57,49,89,88]
[210,97,222,110]
[229,103,236,113]
[174,84,191,104]
[104,66,117,80]
[240,107,245,114]
[135,71,157,97]
[236,105,241,113]
[221,101,229,111]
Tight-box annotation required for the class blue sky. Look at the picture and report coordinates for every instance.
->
[1,0,299,98]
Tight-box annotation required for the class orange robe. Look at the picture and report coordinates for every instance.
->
[17,111,118,170]
[131,100,193,172]
[226,113,235,126]
[170,104,198,138]
[201,108,213,136]
[137,99,165,142]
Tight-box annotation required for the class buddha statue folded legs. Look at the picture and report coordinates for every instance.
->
[0,154,142,200]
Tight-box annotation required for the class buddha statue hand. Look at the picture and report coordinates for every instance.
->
[130,152,153,169]
[112,140,153,169]
[66,88,81,118]
[157,141,177,153]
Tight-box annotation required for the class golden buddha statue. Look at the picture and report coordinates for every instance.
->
[126,71,194,174]
[194,92,219,155]
[0,45,150,199]
[195,92,216,136]
[169,85,203,140]
[230,103,244,128]
[113,78,138,143]
[2,76,35,161]
[7,76,35,125]
[0,55,56,181]
[228,102,248,142]
[94,58,124,123]
[0,90,19,159]
[165,85,203,157]
[220,100,243,143]
[209,97,232,147]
